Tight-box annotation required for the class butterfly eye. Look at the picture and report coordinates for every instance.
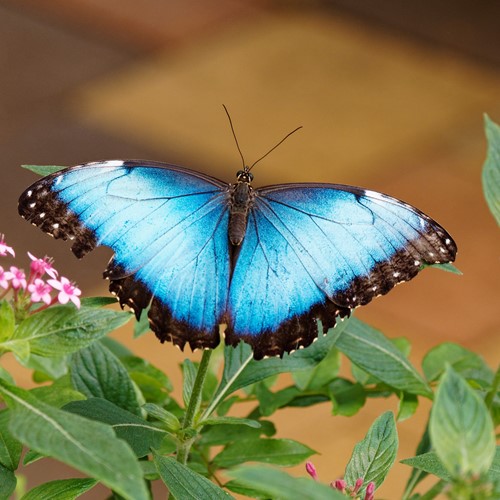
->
[236,170,253,182]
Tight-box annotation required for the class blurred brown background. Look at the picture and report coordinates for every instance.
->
[1,0,499,498]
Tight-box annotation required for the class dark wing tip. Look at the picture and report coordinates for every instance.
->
[18,177,97,258]
[331,223,457,309]
[107,261,221,352]
[225,301,350,360]
[149,298,221,352]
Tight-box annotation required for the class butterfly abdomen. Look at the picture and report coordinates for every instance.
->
[228,181,254,246]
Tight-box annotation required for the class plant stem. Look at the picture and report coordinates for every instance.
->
[201,352,253,421]
[176,349,212,465]
[485,364,500,410]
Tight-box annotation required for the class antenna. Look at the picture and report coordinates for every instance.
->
[223,104,245,169]
[223,104,302,171]
[249,125,302,171]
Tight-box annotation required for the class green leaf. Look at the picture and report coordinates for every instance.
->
[213,438,316,468]
[181,358,198,407]
[13,305,131,357]
[430,366,496,477]
[64,398,165,458]
[25,354,69,380]
[0,463,16,499]
[0,380,148,500]
[70,342,141,415]
[428,262,462,275]
[121,355,173,405]
[142,403,180,431]
[0,365,14,385]
[0,301,15,342]
[489,446,500,481]
[201,416,261,428]
[402,423,431,496]
[336,318,431,397]
[99,336,134,358]
[2,339,30,363]
[31,377,85,408]
[255,384,301,416]
[133,307,150,338]
[422,342,493,384]
[328,378,366,416]
[482,114,500,226]
[400,451,453,482]
[223,319,348,395]
[226,465,345,499]
[292,347,341,391]
[80,296,118,307]
[344,411,398,495]
[22,165,65,176]
[200,420,275,446]
[397,392,419,422]
[153,452,233,499]
[0,409,23,470]
[20,478,97,500]
[23,449,44,466]
[401,447,500,482]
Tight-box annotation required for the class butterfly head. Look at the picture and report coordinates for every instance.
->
[236,168,254,184]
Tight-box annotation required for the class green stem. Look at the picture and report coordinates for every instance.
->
[485,364,500,410]
[401,469,425,500]
[176,349,212,465]
[201,352,253,421]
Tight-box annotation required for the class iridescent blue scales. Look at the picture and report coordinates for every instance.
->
[18,160,457,359]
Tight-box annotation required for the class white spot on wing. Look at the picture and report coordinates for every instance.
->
[414,260,420,266]
[27,190,32,197]
[103,160,124,167]
[364,189,387,201]
[52,223,59,229]
[29,202,36,208]
[54,175,63,185]
[39,212,45,218]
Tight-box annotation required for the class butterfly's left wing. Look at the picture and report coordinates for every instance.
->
[225,183,456,359]
[19,160,232,351]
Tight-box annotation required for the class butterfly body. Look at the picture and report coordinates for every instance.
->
[228,170,254,246]
[19,160,457,359]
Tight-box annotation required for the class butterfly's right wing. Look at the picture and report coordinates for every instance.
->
[19,160,232,351]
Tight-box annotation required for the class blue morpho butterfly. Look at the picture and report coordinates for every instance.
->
[18,115,457,360]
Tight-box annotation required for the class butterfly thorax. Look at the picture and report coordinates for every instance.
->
[228,176,254,246]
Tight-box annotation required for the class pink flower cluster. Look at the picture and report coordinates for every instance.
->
[0,234,81,310]
[306,461,375,500]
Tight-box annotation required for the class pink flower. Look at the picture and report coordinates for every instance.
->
[0,235,15,257]
[331,477,376,499]
[27,278,52,305]
[28,252,58,279]
[352,478,364,495]
[305,461,318,481]
[332,479,347,493]
[4,266,27,290]
[364,482,375,500]
[47,276,81,308]
[0,266,9,289]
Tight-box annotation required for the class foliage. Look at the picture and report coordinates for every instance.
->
[0,118,498,499]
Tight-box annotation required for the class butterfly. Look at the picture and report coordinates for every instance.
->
[18,154,456,360]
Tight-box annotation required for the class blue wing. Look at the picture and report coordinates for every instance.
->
[226,184,456,359]
[19,160,231,351]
